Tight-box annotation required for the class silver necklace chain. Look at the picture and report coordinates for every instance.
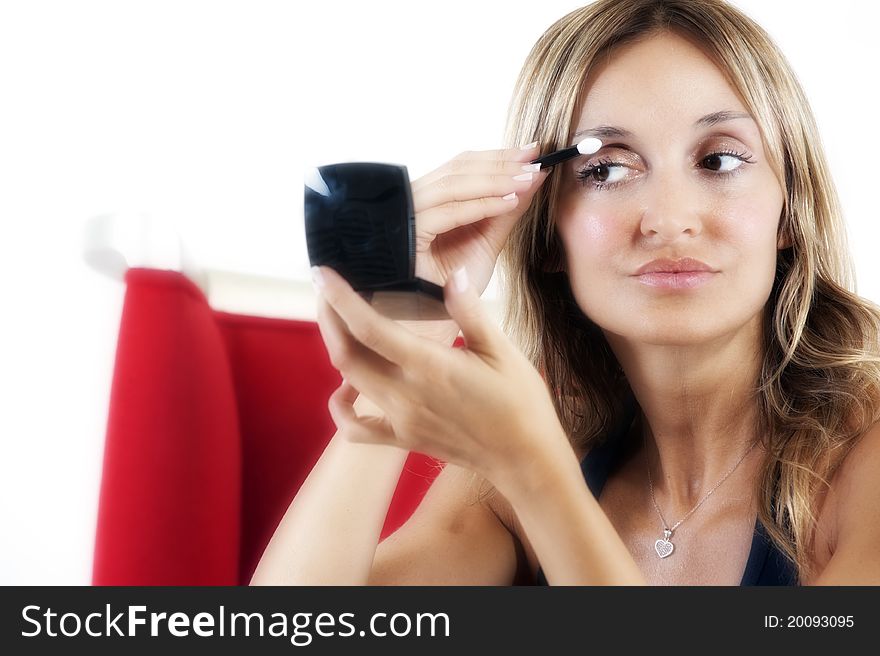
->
[644,429,759,559]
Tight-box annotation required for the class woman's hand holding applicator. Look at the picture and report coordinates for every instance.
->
[411,142,549,295]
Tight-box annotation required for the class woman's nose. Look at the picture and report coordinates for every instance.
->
[637,171,704,241]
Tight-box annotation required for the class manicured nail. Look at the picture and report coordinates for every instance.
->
[453,266,468,293]
[513,172,533,181]
[310,266,325,291]
[521,163,541,172]
[519,140,538,151]
[502,192,517,201]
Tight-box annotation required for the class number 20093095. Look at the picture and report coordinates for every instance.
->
[764,616,854,628]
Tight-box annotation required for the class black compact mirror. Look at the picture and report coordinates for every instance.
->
[304,162,450,321]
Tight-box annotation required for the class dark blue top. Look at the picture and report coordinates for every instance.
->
[535,405,799,586]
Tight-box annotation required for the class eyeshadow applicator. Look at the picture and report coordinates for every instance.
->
[530,136,603,168]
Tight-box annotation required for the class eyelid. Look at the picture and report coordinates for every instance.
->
[589,143,637,159]
[581,140,753,167]
[575,148,754,191]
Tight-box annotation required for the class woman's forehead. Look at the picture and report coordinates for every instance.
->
[577,32,749,131]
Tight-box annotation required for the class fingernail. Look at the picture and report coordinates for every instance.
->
[513,172,533,181]
[453,266,469,293]
[502,192,517,201]
[310,266,325,291]
[519,140,538,151]
[521,163,541,172]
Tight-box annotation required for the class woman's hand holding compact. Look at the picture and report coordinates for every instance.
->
[312,262,573,499]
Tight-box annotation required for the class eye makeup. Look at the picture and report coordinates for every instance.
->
[575,146,756,191]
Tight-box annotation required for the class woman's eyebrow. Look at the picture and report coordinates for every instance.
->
[570,110,754,143]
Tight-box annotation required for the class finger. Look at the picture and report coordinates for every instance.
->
[328,382,399,445]
[412,160,538,194]
[447,143,541,165]
[313,266,437,370]
[443,265,510,363]
[413,159,543,190]
[416,170,550,236]
[315,294,401,396]
[417,195,519,237]
[331,377,360,408]
[411,143,541,192]
[327,378,358,428]
[412,172,537,215]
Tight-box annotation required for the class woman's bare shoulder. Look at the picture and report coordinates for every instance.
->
[800,419,880,584]
[822,419,880,551]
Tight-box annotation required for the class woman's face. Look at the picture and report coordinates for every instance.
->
[556,31,786,346]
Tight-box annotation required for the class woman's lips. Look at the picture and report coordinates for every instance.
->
[634,257,715,275]
[635,271,716,289]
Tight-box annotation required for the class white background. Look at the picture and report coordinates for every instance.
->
[0,0,877,584]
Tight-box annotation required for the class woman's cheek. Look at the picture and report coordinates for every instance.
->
[559,207,628,314]
[714,196,781,269]
[559,205,623,271]
[730,210,780,306]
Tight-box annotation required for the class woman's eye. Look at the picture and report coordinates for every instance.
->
[576,160,628,188]
[576,149,755,190]
[701,152,747,173]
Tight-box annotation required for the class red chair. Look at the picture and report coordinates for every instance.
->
[92,267,452,585]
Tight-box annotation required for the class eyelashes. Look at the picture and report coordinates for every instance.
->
[575,149,757,191]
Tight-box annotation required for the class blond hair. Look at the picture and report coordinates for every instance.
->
[469,0,880,584]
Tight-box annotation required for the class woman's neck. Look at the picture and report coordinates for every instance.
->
[606,316,765,513]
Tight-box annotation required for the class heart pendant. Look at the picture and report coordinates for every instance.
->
[654,538,674,559]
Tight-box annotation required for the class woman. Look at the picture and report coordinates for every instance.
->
[251,0,880,586]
